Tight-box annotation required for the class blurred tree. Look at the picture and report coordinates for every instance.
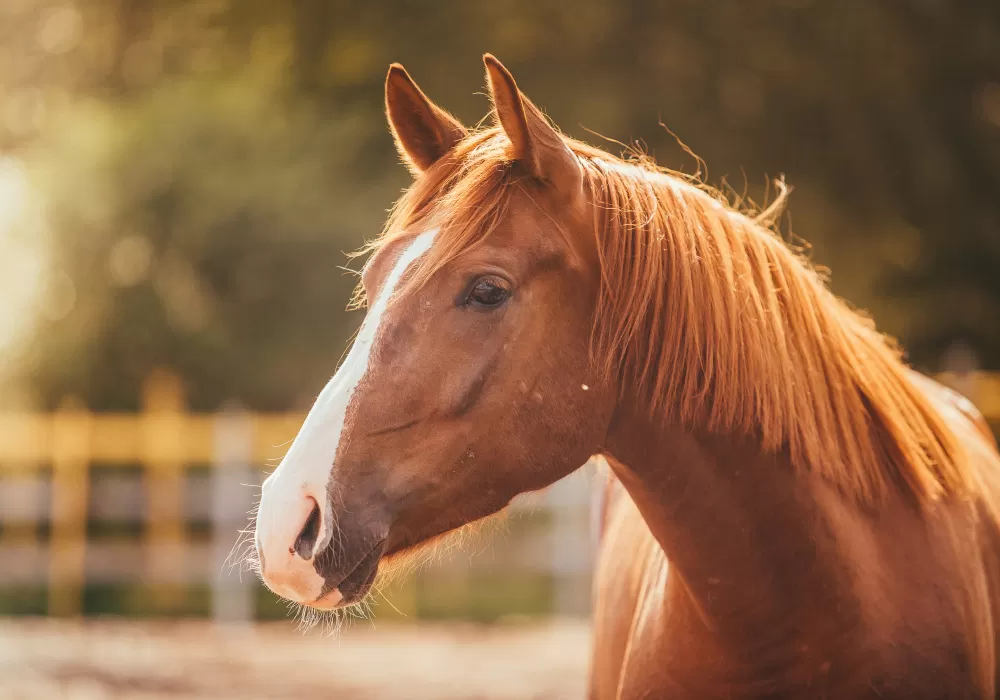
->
[18,53,404,410]
[0,0,997,412]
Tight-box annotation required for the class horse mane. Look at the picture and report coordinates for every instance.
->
[360,126,972,508]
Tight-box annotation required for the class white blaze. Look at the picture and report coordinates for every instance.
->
[255,229,437,602]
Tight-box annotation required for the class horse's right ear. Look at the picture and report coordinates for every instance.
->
[385,64,467,176]
[483,55,582,199]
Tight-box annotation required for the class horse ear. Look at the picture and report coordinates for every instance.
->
[385,63,467,175]
[483,54,581,192]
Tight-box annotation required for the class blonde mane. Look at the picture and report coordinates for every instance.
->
[361,127,971,508]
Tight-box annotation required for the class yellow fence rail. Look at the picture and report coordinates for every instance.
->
[0,369,996,619]
[0,370,306,618]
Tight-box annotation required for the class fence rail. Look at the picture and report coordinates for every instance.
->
[0,370,598,620]
[0,369,997,620]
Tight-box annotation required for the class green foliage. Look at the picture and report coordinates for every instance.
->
[1,0,999,412]
[15,50,405,409]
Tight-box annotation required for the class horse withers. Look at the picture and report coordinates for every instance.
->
[251,55,1000,698]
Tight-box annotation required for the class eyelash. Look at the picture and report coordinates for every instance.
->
[463,275,511,309]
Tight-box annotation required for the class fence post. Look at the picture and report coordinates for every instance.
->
[142,369,187,611]
[212,401,255,626]
[548,461,597,616]
[49,397,91,616]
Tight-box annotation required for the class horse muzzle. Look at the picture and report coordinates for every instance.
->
[254,470,387,609]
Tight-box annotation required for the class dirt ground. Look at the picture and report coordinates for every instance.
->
[0,617,591,700]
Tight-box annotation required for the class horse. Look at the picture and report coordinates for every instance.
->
[251,55,1000,698]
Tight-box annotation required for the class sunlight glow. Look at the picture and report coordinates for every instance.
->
[0,156,47,366]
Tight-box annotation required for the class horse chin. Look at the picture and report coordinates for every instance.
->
[311,540,384,609]
[310,587,345,611]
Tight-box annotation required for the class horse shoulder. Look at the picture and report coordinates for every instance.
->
[908,372,1000,694]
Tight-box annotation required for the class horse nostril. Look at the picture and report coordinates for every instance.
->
[293,498,322,560]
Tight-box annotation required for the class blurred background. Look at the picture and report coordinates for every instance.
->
[0,0,998,698]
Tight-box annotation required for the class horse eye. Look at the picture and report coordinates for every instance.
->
[466,276,510,309]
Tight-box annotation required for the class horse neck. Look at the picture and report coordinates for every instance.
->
[603,402,867,657]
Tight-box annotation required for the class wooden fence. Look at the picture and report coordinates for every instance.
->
[0,369,997,620]
[0,369,598,620]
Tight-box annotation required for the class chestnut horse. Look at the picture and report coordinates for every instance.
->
[252,55,1000,698]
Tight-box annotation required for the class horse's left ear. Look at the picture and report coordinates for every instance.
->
[483,55,582,193]
[386,63,468,176]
